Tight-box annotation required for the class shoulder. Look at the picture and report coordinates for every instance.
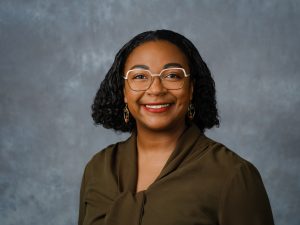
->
[197,135,262,180]
[196,136,268,204]
[84,137,131,177]
[89,143,117,165]
[187,124,251,167]
[206,138,275,224]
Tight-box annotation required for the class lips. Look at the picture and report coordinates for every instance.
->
[143,103,173,113]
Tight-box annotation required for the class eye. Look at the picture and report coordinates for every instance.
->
[163,72,183,81]
[166,73,180,79]
[127,70,150,81]
[162,68,185,81]
[133,74,148,80]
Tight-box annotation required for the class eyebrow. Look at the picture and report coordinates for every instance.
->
[130,65,149,70]
[130,63,183,70]
[163,63,184,69]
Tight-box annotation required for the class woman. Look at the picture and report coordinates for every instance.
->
[78,30,274,225]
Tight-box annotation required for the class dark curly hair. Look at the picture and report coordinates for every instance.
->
[92,30,219,133]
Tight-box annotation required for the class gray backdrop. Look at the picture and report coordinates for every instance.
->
[1,0,299,225]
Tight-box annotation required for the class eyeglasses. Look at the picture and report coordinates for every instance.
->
[123,68,190,91]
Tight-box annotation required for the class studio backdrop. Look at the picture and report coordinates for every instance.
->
[0,1,299,225]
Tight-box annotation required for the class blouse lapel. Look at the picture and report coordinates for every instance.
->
[117,131,138,193]
[154,124,208,181]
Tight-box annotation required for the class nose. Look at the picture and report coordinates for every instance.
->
[146,76,167,95]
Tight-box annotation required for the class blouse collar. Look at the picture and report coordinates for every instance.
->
[117,123,209,194]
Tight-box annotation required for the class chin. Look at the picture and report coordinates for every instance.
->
[141,119,184,132]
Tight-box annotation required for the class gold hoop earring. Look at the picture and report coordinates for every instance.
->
[188,103,195,120]
[123,104,130,124]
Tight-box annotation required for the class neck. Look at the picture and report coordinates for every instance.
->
[136,123,187,155]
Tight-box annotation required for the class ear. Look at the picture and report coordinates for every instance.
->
[123,88,128,103]
[189,81,194,101]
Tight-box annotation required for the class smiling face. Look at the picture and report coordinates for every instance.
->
[123,40,193,132]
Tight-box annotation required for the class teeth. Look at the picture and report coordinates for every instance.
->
[145,104,170,109]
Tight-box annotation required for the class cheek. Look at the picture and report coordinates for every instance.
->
[177,86,193,104]
[124,87,143,107]
[179,96,191,111]
[123,84,134,103]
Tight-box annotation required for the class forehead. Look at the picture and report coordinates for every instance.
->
[124,40,189,71]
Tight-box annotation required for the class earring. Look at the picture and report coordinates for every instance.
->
[123,104,130,124]
[187,103,195,120]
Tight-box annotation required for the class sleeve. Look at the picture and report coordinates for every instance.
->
[218,161,275,225]
[78,164,88,225]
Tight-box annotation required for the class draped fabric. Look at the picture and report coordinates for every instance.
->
[78,124,274,225]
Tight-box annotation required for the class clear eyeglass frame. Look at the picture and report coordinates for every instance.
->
[123,67,190,91]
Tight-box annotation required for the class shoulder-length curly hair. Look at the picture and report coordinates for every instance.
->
[92,29,219,133]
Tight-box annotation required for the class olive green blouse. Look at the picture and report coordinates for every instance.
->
[78,124,274,225]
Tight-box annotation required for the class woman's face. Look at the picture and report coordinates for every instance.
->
[123,40,193,132]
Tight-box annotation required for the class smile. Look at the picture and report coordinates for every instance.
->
[143,103,173,113]
[145,104,171,109]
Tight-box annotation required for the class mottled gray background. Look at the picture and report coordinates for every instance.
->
[0,0,299,224]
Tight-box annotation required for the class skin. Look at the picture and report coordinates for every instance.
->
[123,40,194,192]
